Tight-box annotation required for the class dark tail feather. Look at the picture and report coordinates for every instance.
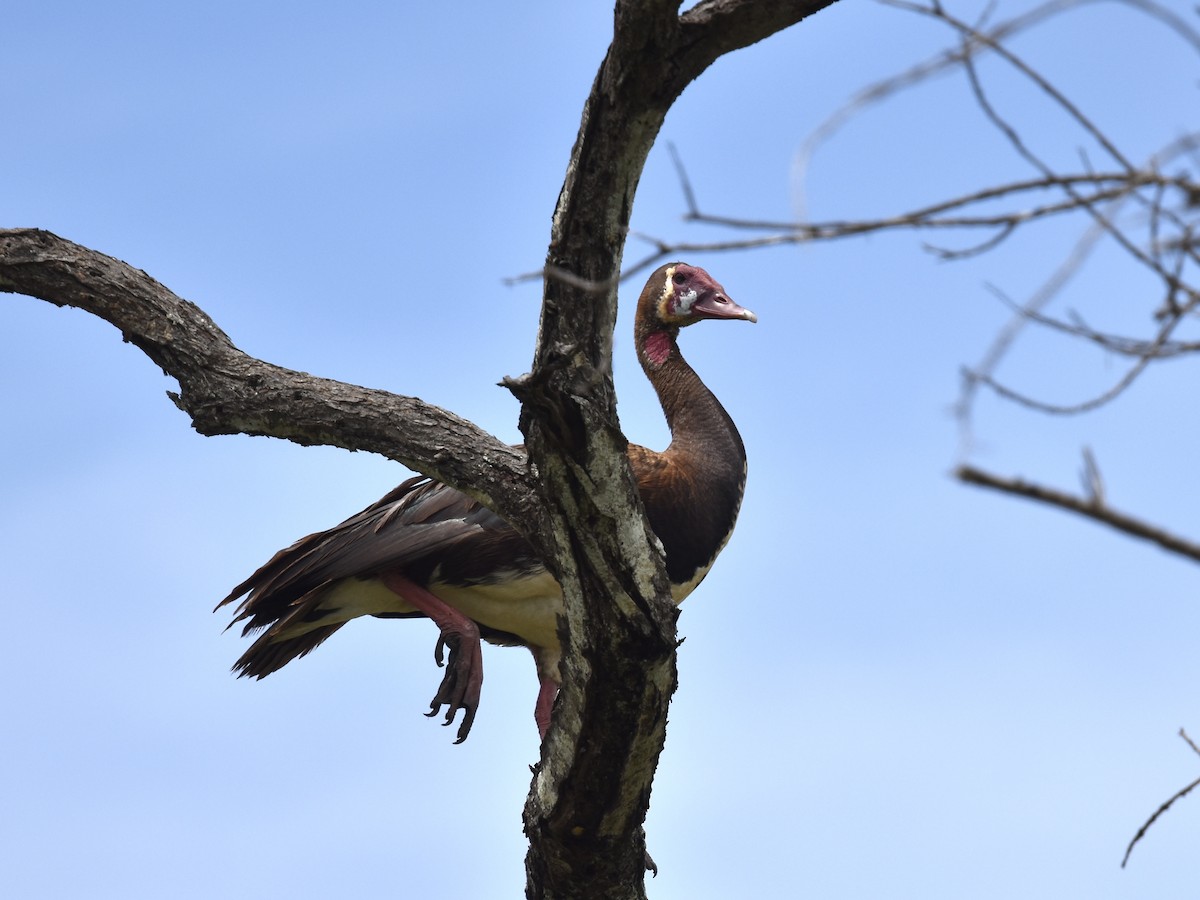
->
[232,622,345,679]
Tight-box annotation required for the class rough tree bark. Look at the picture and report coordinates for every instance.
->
[0,2,837,898]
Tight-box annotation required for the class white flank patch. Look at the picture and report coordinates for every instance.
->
[432,569,564,651]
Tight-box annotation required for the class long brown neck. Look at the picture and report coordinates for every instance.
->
[634,319,747,589]
[636,322,745,468]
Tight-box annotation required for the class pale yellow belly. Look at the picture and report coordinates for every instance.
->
[313,570,565,653]
[432,571,564,652]
[312,564,703,657]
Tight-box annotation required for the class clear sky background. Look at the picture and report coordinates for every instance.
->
[3,2,1199,898]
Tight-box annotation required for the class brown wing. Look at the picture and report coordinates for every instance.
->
[217,475,527,638]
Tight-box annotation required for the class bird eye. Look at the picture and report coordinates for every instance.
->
[672,272,687,285]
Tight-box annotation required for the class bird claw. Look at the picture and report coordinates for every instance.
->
[433,635,447,668]
[424,626,482,743]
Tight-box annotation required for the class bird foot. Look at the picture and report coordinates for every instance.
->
[427,623,483,743]
[379,571,484,743]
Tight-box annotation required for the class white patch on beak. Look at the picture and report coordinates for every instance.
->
[675,288,697,315]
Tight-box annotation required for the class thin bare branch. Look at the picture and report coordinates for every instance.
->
[965,261,1199,416]
[794,0,1098,214]
[668,142,700,218]
[951,1,1200,291]
[981,283,1200,360]
[696,171,1193,233]
[1080,446,1104,505]
[1182,728,1200,759]
[665,151,1197,261]
[1122,728,1200,868]
[794,0,1200,209]
[1122,773,1200,868]
[653,156,1198,422]
[923,222,1018,260]
[956,464,1200,563]
[897,0,1134,168]
[966,353,1149,415]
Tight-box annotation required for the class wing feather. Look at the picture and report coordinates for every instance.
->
[218,476,518,635]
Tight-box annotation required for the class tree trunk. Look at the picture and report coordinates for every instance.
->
[516,4,836,896]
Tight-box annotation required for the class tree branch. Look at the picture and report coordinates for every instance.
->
[1122,728,1200,868]
[955,464,1200,564]
[0,228,534,526]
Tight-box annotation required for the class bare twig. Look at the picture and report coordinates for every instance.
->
[1079,446,1104,505]
[952,218,1111,457]
[668,141,700,218]
[1122,775,1200,868]
[981,284,1200,360]
[1182,728,1200,758]
[963,280,1196,416]
[663,141,1198,274]
[503,264,620,293]
[1122,728,1200,868]
[794,0,1200,215]
[893,0,1135,169]
[955,464,1200,564]
[794,0,1100,215]
[691,171,1193,234]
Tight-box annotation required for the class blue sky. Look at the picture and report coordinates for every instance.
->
[3,2,1200,898]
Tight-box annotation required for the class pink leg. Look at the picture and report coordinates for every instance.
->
[534,676,558,740]
[380,571,482,744]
